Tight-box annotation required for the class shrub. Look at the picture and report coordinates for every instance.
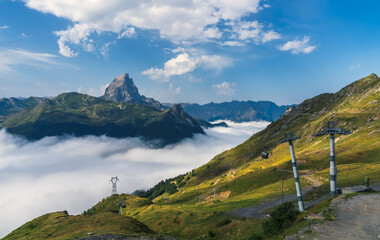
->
[249,233,263,240]
[207,230,215,238]
[262,202,299,235]
[216,219,232,227]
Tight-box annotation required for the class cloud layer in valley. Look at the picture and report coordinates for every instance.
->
[0,120,269,237]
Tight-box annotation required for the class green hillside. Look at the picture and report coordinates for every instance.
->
[3,211,155,240]
[119,73,380,239]
[1,93,205,144]
[5,74,380,240]
[0,97,41,123]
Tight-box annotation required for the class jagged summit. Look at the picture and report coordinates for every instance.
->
[103,73,142,102]
[165,104,200,127]
[168,104,185,115]
[102,73,163,109]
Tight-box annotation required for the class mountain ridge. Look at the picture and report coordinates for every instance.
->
[1,92,205,144]
[164,100,293,123]
[0,96,42,123]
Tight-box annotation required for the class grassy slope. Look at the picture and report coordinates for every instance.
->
[5,74,380,240]
[118,74,380,239]
[0,97,41,123]
[3,211,154,240]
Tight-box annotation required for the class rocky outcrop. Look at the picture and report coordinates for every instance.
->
[102,74,163,109]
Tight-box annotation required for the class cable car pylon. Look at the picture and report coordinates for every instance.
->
[313,121,351,196]
[279,133,304,212]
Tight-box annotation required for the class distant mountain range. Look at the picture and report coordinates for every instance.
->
[165,101,293,122]
[0,73,290,143]
[0,97,41,123]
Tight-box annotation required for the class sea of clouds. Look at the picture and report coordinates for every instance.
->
[0,120,269,237]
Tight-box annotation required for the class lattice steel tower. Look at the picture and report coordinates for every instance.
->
[110,176,119,195]
[279,133,304,212]
[313,121,351,196]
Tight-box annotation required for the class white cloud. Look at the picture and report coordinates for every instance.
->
[169,83,181,95]
[187,74,203,83]
[262,30,281,43]
[0,49,58,73]
[78,83,110,96]
[142,52,232,82]
[278,36,317,54]
[22,0,275,56]
[54,23,93,57]
[202,27,222,39]
[0,25,9,29]
[229,20,281,44]
[348,64,361,71]
[210,0,261,19]
[219,41,245,47]
[142,53,198,82]
[0,121,269,237]
[20,33,30,38]
[212,81,236,96]
[100,41,114,57]
[117,27,136,39]
[200,55,233,71]
[83,39,95,52]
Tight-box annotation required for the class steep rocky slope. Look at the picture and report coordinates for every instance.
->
[102,73,163,110]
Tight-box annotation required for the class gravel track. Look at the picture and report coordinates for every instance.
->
[288,193,380,240]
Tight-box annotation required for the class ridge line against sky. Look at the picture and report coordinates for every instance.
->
[0,0,379,104]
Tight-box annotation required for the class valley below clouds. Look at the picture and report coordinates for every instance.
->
[0,120,269,237]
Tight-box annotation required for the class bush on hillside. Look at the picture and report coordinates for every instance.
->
[216,219,232,227]
[262,202,299,235]
[207,230,215,238]
[248,233,263,240]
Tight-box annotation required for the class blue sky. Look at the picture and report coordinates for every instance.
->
[0,0,379,105]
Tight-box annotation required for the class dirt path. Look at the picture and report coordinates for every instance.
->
[287,193,380,240]
[232,173,326,218]
[231,192,329,218]
[303,173,323,189]
[232,194,299,218]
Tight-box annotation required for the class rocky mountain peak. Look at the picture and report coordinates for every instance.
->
[168,104,185,115]
[101,73,164,110]
[103,73,142,102]
[164,104,199,127]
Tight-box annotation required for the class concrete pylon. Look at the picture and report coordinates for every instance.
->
[313,121,351,197]
[279,133,304,212]
[329,134,337,196]
[289,140,304,212]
